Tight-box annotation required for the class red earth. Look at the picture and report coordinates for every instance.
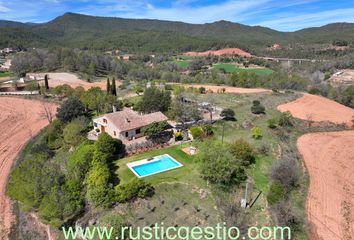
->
[277,93,354,126]
[298,131,354,240]
[0,97,57,239]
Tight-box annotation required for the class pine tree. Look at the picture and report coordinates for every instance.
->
[44,74,49,90]
[106,78,111,94]
[111,77,117,96]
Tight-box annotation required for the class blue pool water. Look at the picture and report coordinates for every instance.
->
[131,154,182,177]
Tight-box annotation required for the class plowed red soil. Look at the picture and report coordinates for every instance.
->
[298,131,354,240]
[277,93,354,126]
[0,97,57,239]
[184,48,251,57]
[183,84,269,94]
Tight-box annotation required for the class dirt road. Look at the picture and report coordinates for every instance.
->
[278,93,354,126]
[298,131,354,240]
[0,97,57,239]
[183,84,270,94]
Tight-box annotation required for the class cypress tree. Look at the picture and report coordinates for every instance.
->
[111,77,117,96]
[44,74,49,90]
[106,78,111,94]
[37,83,41,95]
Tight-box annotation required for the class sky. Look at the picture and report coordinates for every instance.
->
[0,0,354,31]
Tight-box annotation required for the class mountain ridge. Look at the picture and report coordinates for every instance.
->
[1,12,353,52]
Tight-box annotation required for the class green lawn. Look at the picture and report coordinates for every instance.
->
[0,71,13,78]
[115,144,204,186]
[172,60,189,68]
[214,63,273,74]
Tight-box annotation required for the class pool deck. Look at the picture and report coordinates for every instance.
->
[127,154,183,178]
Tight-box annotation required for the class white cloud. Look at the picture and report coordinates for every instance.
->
[113,0,271,23]
[256,8,354,31]
[0,3,10,12]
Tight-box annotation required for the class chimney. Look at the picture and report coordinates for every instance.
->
[112,105,117,112]
[125,118,130,123]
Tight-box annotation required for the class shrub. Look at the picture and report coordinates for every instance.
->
[199,87,206,94]
[198,141,247,186]
[174,131,183,141]
[115,179,153,203]
[99,214,130,239]
[86,161,114,207]
[46,120,63,149]
[230,139,256,166]
[270,153,301,192]
[269,201,299,238]
[251,127,262,139]
[267,181,285,205]
[257,144,269,155]
[267,118,277,129]
[189,126,203,140]
[221,108,236,120]
[251,100,265,114]
[308,88,321,95]
[201,124,214,137]
[95,133,125,160]
[63,117,88,146]
[278,111,293,127]
[66,143,94,182]
[38,186,63,227]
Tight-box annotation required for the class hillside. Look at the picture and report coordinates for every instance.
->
[1,12,354,52]
[293,23,354,43]
[0,20,31,28]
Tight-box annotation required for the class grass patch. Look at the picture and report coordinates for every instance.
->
[115,144,204,186]
[101,182,221,228]
[214,63,273,74]
[172,60,189,68]
[0,71,13,78]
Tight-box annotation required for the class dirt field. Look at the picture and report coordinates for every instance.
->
[184,48,252,57]
[330,69,354,85]
[0,97,57,239]
[183,84,270,94]
[298,131,354,240]
[277,93,354,126]
[41,72,112,90]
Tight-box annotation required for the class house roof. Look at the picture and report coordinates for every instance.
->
[104,107,168,132]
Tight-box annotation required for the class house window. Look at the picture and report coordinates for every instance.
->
[114,131,116,136]
[136,128,141,134]
[94,122,97,127]
[103,118,107,123]
[125,132,129,137]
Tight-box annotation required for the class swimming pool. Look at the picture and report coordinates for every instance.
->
[127,154,183,178]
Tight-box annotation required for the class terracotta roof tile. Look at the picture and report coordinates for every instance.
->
[104,107,168,132]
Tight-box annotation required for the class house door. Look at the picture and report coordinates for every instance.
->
[101,125,105,133]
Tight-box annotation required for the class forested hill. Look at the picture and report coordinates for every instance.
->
[1,12,354,53]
